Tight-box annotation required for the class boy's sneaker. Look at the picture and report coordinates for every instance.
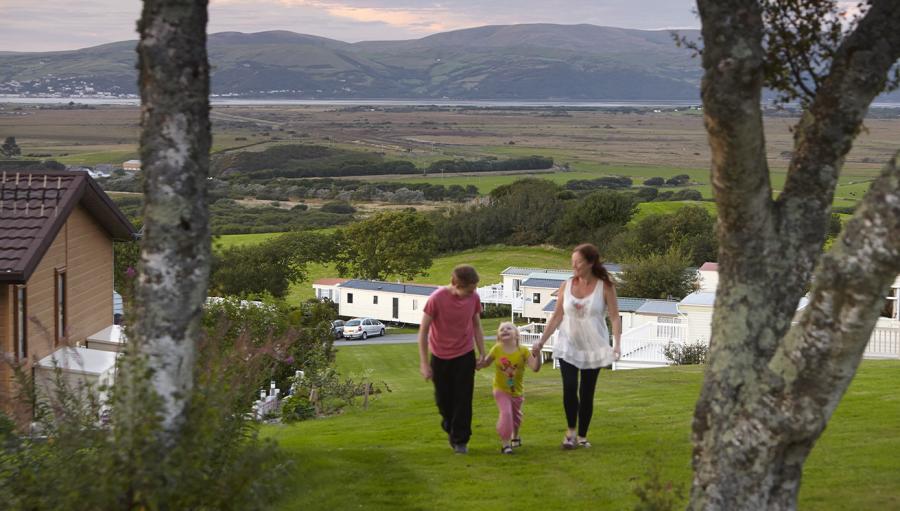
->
[452,443,469,454]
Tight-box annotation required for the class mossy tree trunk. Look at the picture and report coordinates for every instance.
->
[133,0,211,434]
[690,1,900,509]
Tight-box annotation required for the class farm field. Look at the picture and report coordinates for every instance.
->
[2,103,894,209]
[265,344,900,511]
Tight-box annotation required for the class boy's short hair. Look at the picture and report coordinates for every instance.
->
[451,264,480,287]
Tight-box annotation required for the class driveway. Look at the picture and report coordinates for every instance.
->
[335,333,497,346]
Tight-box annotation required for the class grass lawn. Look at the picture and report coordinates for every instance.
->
[265,347,900,511]
[631,200,717,225]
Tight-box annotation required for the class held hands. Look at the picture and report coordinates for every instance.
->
[531,340,545,358]
[475,354,490,370]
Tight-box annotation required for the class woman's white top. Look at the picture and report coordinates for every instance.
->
[552,277,615,369]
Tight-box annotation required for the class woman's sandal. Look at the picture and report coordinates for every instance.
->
[561,435,576,450]
[501,445,514,454]
[578,439,592,448]
[510,437,522,448]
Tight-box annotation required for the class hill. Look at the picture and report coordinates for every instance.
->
[0,24,701,100]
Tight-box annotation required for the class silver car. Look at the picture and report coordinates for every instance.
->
[343,318,386,340]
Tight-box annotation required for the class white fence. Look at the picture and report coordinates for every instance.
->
[615,321,689,369]
[864,325,900,359]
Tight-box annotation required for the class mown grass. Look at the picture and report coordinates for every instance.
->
[265,346,900,511]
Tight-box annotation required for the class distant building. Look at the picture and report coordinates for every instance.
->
[335,279,438,324]
[313,278,349,303]
[122,159,141,172]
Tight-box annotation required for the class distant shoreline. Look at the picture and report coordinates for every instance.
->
[0,96,702,108]
[3,95,900,110]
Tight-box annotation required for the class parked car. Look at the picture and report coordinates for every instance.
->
[330,320,345,339]
[343,318,386,340]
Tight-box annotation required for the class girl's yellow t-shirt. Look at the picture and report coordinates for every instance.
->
[489,343,531,396]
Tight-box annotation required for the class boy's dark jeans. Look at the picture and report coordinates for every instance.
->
[431,350,476,446]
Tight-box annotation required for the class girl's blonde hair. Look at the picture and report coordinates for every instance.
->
[497,321,520,344]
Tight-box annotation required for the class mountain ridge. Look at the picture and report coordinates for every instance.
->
[0,24,703,100]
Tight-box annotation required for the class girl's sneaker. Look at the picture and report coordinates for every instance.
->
[510,437,522,448]
[501,445,513,454]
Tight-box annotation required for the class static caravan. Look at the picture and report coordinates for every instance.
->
[632,299,682,329]
[677,291,716,344]
[500,267,570,302]
[520,273,569,320]
[313,278,348,304]
[616,297,648,330]
[338,280,438,325]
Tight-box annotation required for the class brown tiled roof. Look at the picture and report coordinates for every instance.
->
[0,170,136,283]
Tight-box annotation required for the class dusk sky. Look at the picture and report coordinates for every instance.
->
[0,0,699,52]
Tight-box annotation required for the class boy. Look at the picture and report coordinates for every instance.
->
[418,264,485,454]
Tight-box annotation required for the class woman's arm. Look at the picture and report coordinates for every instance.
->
[605,282,622,359]
[531,281,566,356]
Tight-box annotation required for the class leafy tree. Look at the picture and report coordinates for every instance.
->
[210,231,336,298]
[617,248,698,300]
[643,176,665,186]
[553,190,637,246]
[688,1,900,508]
[1,137,21,158]
[610,205,717,266]
[490,178,565,245]
[335,210,437,281]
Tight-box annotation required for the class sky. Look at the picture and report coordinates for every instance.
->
[0,0,699,52]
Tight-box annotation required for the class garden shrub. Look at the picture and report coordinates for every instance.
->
[663,341,709,365]
[0,324,289,511]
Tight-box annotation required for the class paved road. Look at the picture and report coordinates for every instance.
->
[335,333,497,346]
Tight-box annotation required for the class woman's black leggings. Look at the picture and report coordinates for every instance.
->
[558,358,601,438]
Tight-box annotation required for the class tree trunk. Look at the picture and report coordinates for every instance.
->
[690,1,900,509]
[133,0,211,434]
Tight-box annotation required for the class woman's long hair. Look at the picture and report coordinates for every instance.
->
[573,243,613,285]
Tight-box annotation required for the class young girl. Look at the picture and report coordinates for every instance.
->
[477,322,541,454]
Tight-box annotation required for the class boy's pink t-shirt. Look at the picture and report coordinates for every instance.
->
[424,286,482,360]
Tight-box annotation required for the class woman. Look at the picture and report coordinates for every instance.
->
[532,243,621,449]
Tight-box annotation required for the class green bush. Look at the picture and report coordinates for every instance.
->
[280,394,317,422]
[481,303,512,318]
[663,341,709,365]
[0,327,289,511]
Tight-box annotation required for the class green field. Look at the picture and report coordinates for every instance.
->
[631,200,717,224]
[266,345,900,510]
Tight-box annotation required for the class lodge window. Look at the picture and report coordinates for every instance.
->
[55,269,67,344]
[347,293,353,304]
[373,295,378,305]
[533,293,541,304]
[14,286,26,361]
